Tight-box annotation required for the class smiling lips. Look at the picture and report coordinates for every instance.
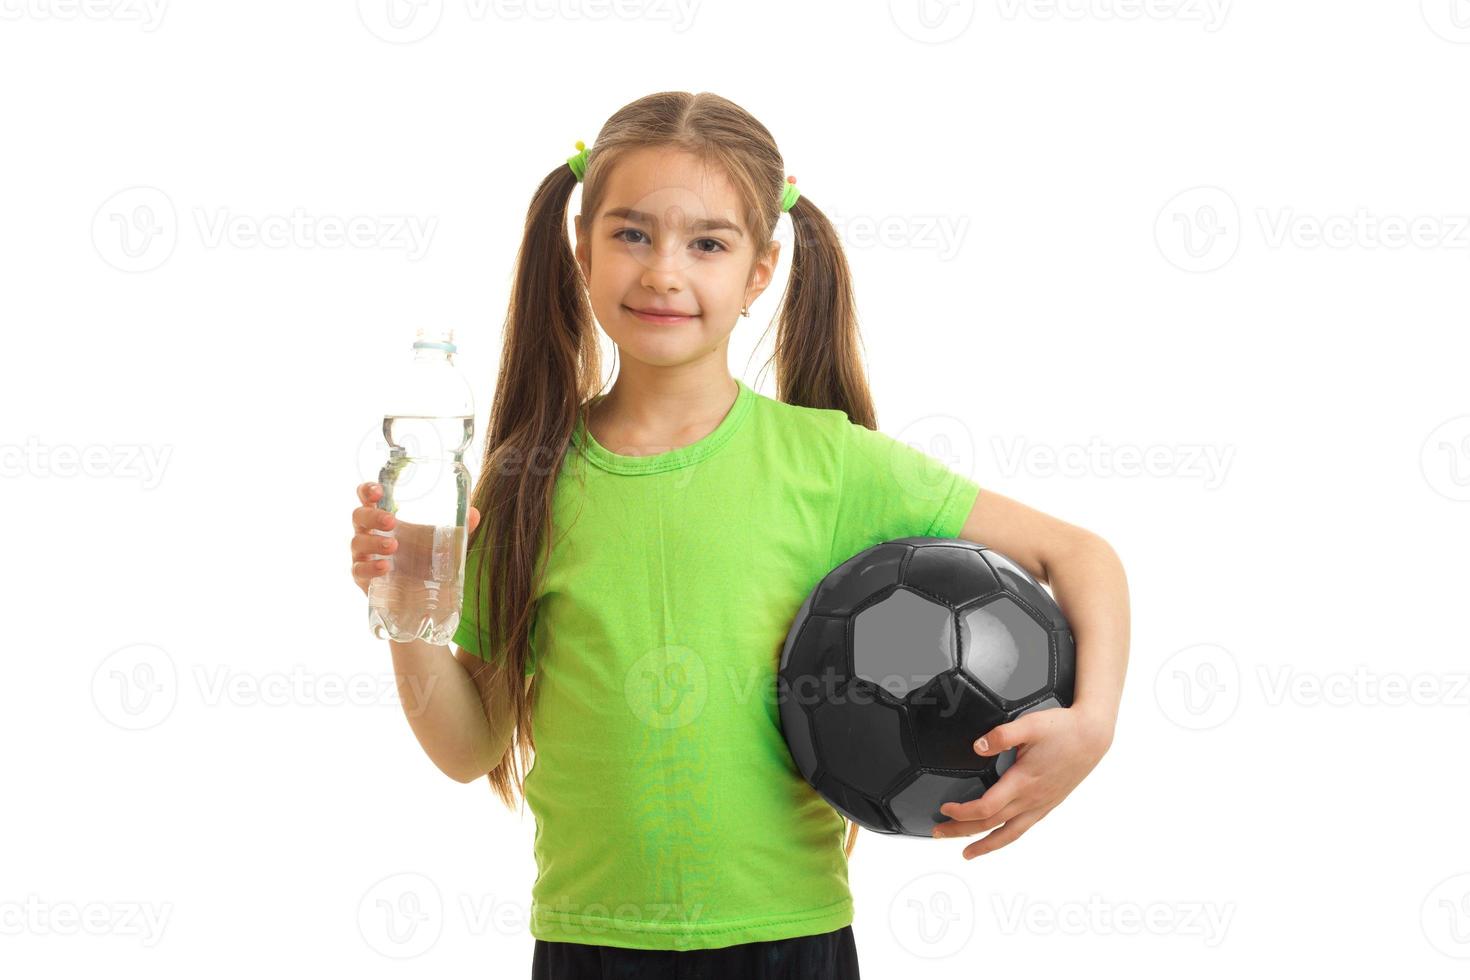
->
[625,305,697,324]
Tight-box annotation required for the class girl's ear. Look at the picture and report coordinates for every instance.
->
[743,240,781,308]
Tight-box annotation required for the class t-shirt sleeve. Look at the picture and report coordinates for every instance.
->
[453,548,538,676]
[828,416,982,568]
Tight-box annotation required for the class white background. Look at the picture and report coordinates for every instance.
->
[3,1,1469,977]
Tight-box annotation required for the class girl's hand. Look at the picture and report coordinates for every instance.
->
[349,482,480,598]
[931,704,1114,859]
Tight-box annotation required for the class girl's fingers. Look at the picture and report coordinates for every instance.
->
[353,484,396,595]
[352,532,398,562]
[933,797,1030,838]
[353,558,390,579]
[354,484,397,534]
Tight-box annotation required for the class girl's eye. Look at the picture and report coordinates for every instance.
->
[613,229,726,254]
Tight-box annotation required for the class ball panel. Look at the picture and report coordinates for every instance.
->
[890,771,990,837]
[779,587,817,671]
[982,549,1067,629]
[778,694,819,783]
[784,614,851,688]
[909,668,1006,771]
[902,542,1001,609]
[1053,628,1077,706]
[853,588,955,699]
[817,772,897,833]
[811,683,912,797]
[959,596,1051,704]
[812,542,908,617]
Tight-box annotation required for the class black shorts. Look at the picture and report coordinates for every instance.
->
[530,924,861,980]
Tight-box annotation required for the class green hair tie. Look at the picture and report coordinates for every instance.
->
[567,140,590,182]
[781,175,800,212]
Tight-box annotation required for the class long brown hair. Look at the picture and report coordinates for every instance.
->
[466,91,875,860]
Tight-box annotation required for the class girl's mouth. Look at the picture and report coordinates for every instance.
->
[624,305,696,325]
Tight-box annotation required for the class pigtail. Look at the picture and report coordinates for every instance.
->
[467,161,604,812]
[769,195,877,430]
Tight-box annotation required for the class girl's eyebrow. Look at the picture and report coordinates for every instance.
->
[602,206,745,238]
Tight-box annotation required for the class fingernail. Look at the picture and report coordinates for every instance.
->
[974,737,989,753]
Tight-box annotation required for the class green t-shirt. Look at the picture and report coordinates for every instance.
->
[452,377,981,951]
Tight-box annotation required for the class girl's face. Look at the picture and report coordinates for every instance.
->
[574,147,779,369]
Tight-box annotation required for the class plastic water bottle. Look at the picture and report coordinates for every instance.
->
[367,327,474,645]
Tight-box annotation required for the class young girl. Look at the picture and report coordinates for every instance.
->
[348,91,1128,979]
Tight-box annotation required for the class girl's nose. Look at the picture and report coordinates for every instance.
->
[640,255,693,290]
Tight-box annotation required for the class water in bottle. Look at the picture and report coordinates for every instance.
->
[367,327,475,645]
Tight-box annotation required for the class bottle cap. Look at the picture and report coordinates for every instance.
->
[412,326,457,354]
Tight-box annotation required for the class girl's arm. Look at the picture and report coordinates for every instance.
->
[386,638,522,783]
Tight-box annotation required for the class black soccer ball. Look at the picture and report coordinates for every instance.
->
[778,536,1075,837]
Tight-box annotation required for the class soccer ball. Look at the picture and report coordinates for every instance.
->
[778,536,1076,838]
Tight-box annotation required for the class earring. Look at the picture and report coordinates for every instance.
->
[740,306,750,317]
